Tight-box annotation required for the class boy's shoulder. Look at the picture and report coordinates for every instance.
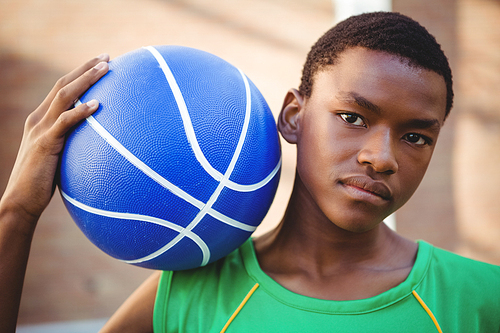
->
[425,240,500,275]
[420,240,500,295]
[166,238,253,291]
[416,241,500,332]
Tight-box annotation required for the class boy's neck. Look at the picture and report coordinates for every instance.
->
[253,180,418,300]
[254,214,407,273]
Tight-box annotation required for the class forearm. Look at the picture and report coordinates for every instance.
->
[0,202,38,333]
[100,271,160,333]
[0,54,109,332]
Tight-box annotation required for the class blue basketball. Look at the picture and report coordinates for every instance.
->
[59,45,281,270]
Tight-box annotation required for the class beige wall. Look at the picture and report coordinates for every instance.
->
[392,0,500,265]
[392,0,459,251]
[453,0,500,264]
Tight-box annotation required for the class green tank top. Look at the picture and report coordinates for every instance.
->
[154,239,500,332]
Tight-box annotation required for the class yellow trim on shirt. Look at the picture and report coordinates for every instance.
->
[412,290,443,333]
[220,283,260,333]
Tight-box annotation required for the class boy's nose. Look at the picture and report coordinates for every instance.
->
[357,129,399,175]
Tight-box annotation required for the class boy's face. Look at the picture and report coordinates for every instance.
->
[282,47,447,233]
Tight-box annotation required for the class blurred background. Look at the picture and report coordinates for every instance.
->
[1,0,499,330]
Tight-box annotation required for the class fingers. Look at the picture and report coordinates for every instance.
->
[48,99,100,140]
[19,53,110,160]
[0,55,110,223]
[40,53,109,109]
[61,53,110,88]
[45,60,109,123]
[31,53,109,124]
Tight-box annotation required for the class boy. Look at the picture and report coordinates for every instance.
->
[1,11,499,333]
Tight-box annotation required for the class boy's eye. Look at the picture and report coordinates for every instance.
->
[340,113,365,127]
[404,133,429,146]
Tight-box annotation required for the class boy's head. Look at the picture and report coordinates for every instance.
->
[278,12,450,231]
[299,11,453,119]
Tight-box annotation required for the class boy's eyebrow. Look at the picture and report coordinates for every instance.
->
[403,118,441,133]
[336,91,381,115]
[337,91,442,132]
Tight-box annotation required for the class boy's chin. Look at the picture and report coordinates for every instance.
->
[327,211,394,234]
[334,221,382,234]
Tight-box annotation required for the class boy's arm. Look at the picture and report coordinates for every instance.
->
[100,271,161,333]
[0,54,109,333]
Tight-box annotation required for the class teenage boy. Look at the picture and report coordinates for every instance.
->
[1,11,499,333]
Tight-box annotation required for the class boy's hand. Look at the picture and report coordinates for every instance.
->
[0,54,109,333]
[1,54,109,224]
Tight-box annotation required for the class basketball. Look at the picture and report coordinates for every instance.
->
[58,45,281,271]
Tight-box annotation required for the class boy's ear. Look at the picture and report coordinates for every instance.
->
[278,88,304,144]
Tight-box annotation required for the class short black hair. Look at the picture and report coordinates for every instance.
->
[299,11,453,118]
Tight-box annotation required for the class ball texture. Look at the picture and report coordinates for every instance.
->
[59,46,281,270]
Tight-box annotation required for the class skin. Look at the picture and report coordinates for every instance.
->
[254,47,447,300]
[0,46,447,331]
[0,54,111,332]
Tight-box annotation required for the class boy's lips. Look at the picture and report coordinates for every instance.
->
[339,176,392,201]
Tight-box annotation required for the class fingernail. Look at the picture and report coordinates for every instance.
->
[94,62,107,70]
[86,99,98,109]
[97,53,108,60]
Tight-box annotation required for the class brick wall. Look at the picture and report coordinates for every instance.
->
[393,0,500,265]
[453,0,500,264]
[392,0,460,251]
